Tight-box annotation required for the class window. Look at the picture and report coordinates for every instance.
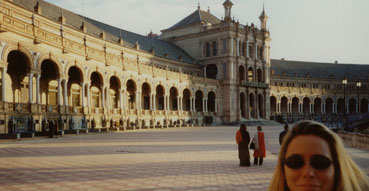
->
[206,43,211,57]
[212,41,217,56]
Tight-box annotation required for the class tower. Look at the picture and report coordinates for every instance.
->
[223,0,233,21]
[259,5,269,31]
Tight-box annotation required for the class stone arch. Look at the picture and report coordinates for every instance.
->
[249,93,256,118]
[2,45,33,68]
[38,54,63,77]
[67,66,83,106]
[207,91,216,112]
[6,50,32,103]
[65,63,85,83]
[325,97,333,114]
[126,79,137,109]
[238,65,245,84]
[292,97,299,114]
[40,59,60,105]
[90,71,103,107]
[247,67,254,81]
[182,88,191,111]
[270,96,277,115]
[109,76,120,108]
[195,90,204,112]
[169,86,179,111]
[155,84,165,110]
[337,98,344,114]
[257,68,263,83]
[141,82,151,110]
[360,98,368,113]
[303,97,310,114]
[281,96,288,114]
[349,98,356,114]
[314,97,322,114]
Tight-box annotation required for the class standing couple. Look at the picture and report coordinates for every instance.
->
[235,124,266,167]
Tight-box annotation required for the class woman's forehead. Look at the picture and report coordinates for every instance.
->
[286,135,332,157]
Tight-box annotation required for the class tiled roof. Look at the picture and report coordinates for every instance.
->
[167,9,221,30]
[271,59,369,80]
[12,0,195,64]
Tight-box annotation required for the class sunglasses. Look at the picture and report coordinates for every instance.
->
[283,154,332,170]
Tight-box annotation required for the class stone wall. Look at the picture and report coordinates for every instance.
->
[337,131,369,150]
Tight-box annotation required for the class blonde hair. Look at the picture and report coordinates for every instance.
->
[268,120,369,191]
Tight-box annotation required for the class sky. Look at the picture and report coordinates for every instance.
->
[45,0,369,65]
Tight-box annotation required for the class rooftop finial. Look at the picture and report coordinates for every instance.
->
[198,3,200,10]
[208,6,210,13]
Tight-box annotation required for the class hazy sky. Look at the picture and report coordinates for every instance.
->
[45,0,369,65]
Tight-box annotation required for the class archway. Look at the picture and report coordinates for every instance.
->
[249,93,256,118]
[156,85,165,110]
[90,72,103,108]
[6,50,31,103]
[206,64,218,79]
[257,68,263,82]
[258,94,264,118]
[126,80,136,109]
[239,66,245,84]
[195,90,203,112]
[142,83,151,110]
[303,97,310,114]
[281,96,288,114]
[40,59,60,105]
[67,66,83,107]
[169,87,178,110]
[314,98,322,114]
[349,98,356,114]
[361,98,368,113]
[337,98,344,114]
[270,96,277,115]
[292,97,299,114]
[182,89,191,111]
[208,91,216,112]
[325,98,333,114]
[240,93,246,118]
[109,76,120,108]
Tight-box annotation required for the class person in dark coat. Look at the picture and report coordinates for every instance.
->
[279,124,289,145]
[48,120,54,138]
[235,124,251,167]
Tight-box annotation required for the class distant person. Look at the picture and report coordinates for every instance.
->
[235,124,251,167]
[279,124,289,145]
[48,120,54,138]
[268,120,369,191]
[253,126,266,165]
[54,120,58,138]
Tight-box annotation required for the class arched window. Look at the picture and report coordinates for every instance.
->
[212,41,217,56]
[206,43,211,57]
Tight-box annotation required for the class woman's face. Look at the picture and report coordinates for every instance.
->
[284,135,335,191]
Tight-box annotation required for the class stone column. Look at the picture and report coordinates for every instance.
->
[321,103,325,114]
[215,99,218,113]
[81,83,85,107]
[193,97,196,112]
[36,74,40,104]
[120,88,123,109]
[87,83,91,107]
[135,91,139,110]
[164,95,167,111]
[28,73,33,103]
[1,68,6,102]
[190,97,193,111]
[246,41,249,58]
[177,97,180,111]
[236,38,240,56]
[58,79,62,105]
[255,44,258,60]
[153,94,156,110]
[149,93,153,110]
[64,79,68,106]
[101,86,105,108]
[333,103,336,113]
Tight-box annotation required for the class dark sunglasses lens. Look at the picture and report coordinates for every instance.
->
[285,155,304,169]
[311,155,332,170]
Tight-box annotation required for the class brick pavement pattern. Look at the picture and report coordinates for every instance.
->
[0,125,368,191]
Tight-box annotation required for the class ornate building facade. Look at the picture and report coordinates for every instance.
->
[0,0,367,136]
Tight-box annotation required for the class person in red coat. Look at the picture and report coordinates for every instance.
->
[253,125,266,165]
[235,124,251,167]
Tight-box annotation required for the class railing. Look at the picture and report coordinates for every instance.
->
[241,81,269,88]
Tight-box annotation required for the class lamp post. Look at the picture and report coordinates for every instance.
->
[342,77,347,131]
[356,80,361,114]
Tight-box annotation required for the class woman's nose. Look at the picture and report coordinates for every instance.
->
[301,163,315,178]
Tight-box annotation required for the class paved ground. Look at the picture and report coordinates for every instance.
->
[0,125,368,191]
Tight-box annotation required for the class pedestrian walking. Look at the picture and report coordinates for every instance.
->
[48,120,54,138]
[235,124,251,167]
[54,120,58,138]
[268,120,369,191]
[253,125,266,165]
[279,123,289,145]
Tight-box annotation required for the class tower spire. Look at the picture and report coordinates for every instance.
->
[259,3,268,30]
[223,0,233,22]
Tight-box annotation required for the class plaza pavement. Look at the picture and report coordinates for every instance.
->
[0,125,368,191]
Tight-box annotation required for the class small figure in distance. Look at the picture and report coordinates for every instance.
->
[235,124,251,167]
[253,126,266,166]
[279,123,289,145]
[268,120,369,191]
[48,120,54,138]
